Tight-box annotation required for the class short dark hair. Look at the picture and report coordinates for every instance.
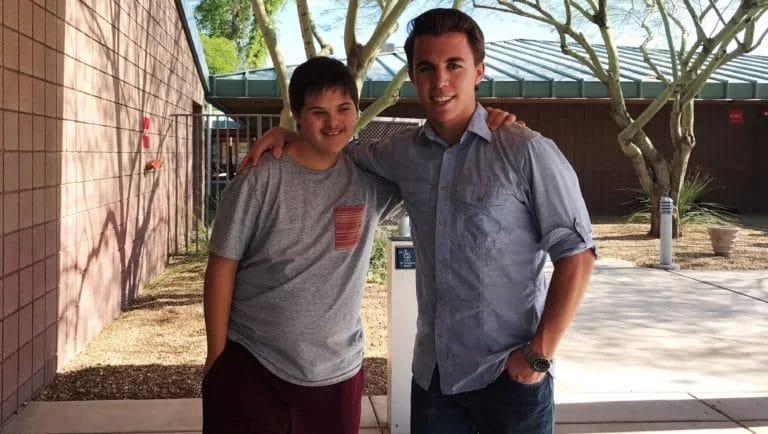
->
[404,8,485,67]
[289,57,359,115]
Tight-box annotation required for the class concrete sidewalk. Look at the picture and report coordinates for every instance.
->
[3,259,767,434]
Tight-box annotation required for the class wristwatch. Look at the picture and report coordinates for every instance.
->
[523,344,552,373]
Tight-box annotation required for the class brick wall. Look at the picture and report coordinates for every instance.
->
[0,0,204,422]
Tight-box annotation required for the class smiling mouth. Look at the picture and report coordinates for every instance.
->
[430,95,454,104]
[323,130,344,136]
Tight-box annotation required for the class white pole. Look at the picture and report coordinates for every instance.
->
[398,213,411,237]
[653,197,679,270]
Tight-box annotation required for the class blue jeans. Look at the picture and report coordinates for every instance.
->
[411,368,554,434]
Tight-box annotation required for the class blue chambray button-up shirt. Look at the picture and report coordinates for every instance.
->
[352,104,596,394]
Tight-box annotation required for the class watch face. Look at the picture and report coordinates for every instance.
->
[532,358,551,372]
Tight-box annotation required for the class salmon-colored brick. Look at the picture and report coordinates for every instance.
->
[19,0,33,37]
[32,261,45,300]
[3,70,20,112]
[19,153,33,190]
[32,367,45,394]
[45,255,58,291]
[18,378,32,407]
[44,287,57,329]
[45,10,56,49]
[32,188,45,227]
[44,186,58,221]
[3,29,19,71]
[18,304,33,347]
[32,333,45,372]
[32,153,45,190]
[3,393,18,424]
[46,117,59,151]
[31,77,45,116]
[32,40,45,79]
[2,312,19,361]
[3,0,19,31]
[19,190,33,229]
[32,115,45,152]
[18,114,32,152]
[18,34,33,75]
[45,82,57,118]
[19,228,33,270]
[3,273,19,319]
[18,76,33,118]
[3,193,19,234]
[4,153,19,191]
[4,232,20,275]
[44,150,58,186]
[45,46,56,84]
[32,3,45,43]
[20,272,33,315]
[3,112,19,151]
[2,352,18,404]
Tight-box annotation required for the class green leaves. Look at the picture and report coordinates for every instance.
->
[201,35,240,74]
[194,0,287,71]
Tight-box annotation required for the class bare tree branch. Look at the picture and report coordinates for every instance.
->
[250,0,294,128]
[345,0,361,70]
[357,65,409,131]
[681,0,707,42]
[311,20,333,56]
[654,0,679,80]
[296,0,316,58]
[360,0,410,64]
[640,18,671,85]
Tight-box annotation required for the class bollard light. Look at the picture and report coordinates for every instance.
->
[653,197,680,270]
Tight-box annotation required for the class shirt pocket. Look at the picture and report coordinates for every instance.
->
[333,204,366,251]
[455,184,518,248]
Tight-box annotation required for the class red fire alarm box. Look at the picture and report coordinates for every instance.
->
[142,116,151,149]
[728,107,743,125]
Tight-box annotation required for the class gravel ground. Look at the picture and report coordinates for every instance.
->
[35,219,767,401]
[36,254,389,400]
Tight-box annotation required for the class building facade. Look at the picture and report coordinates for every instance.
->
[0,0,204,421]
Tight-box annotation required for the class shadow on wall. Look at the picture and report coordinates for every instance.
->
[54,0,198,381]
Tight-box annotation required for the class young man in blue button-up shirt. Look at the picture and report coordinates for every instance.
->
[244,8,596,433]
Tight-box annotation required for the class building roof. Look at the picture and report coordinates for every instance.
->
[207,39,768,114]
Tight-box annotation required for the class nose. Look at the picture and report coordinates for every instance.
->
[325,112,339,128]
[432,68,448,89]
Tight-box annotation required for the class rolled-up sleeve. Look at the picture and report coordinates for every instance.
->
[523,135,598,262]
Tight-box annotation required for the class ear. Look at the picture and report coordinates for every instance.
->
[407,66,415,84]
[474,61,485,86]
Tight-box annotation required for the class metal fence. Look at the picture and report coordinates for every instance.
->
[174,114,424,251]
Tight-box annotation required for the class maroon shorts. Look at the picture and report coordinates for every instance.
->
[202,340,364,434]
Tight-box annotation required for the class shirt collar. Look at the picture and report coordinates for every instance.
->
[415,103,493,148]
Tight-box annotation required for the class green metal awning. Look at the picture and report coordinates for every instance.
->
[207,39,768,114]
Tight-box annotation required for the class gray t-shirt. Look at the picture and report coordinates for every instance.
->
[208,153,399,386]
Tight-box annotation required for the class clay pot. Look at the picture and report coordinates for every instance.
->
[707,226,739,257]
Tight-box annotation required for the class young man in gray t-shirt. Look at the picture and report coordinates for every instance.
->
[202,57,400,433]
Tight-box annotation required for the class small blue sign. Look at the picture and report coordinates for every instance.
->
[395,247,417,269]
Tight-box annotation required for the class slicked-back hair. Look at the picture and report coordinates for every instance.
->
[288,57,359,115]
[404,8,485,67]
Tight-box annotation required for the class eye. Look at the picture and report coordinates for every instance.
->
[448,62,462,70]
[417,64,433,73]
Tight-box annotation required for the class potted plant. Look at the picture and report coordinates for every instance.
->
[707,225,739,257]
